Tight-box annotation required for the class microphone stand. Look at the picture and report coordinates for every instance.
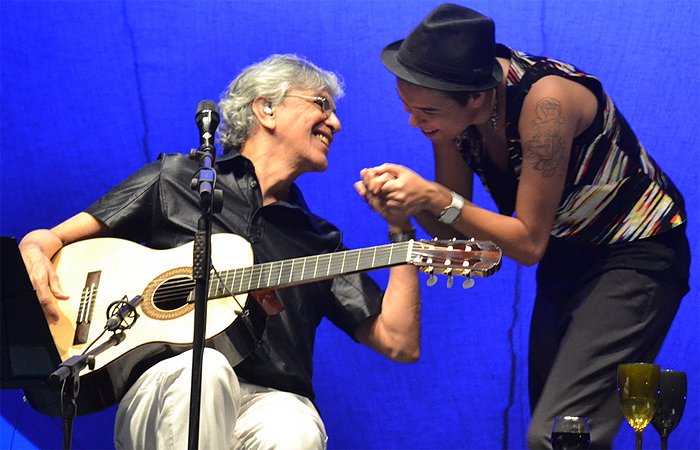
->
[187,101,222,450]
[50,332,127,450]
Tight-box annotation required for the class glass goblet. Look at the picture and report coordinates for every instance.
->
[651,370,687,450]
[551,416,591,450]
[618,363,660,450]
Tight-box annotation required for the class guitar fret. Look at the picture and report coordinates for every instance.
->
[306,256,316,281]
[244,266,251,291]
[278,260,285,285]
[327,253,336,277]
[291,258,302,283]
[216,270,227,297]
[376,247,386,269]
[245,266,253,292]
[331,252,344,276]
[278,260,287,285]
[331,253,339,276]
[356,248,363,269]
[220,269,231,295]
[255,265,264,290]
[254,265,261,290]
[358,247,373,272]
[234,267,243,293]
[207,276,214,298]
[252,265,260,291]
[262,264,271,290]
[244,266,251,292]
[249,266,257,290]
[232,268,240,294]
[209,273,219,298]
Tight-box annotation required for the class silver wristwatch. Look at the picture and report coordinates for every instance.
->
[438,191,464,225]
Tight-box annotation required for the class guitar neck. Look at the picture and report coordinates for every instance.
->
[208,241,413,298]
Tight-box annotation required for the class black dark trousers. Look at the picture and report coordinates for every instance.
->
[526,226,690,449]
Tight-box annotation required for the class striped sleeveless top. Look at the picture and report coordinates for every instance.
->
[456,45,686,245]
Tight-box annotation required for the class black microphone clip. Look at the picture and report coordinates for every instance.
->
[105,295,143,332]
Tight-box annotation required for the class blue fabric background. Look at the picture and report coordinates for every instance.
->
[1,1,697,449]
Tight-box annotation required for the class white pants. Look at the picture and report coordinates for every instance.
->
[114,349,328,450]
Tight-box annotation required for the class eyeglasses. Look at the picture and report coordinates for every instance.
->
[285,94,336,118]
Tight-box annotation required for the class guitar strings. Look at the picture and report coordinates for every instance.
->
[86,245,411,317]
[74,242,497,324]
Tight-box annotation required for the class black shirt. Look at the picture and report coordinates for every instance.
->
[85,152,384,401]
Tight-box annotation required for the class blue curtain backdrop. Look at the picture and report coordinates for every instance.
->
[1,1,697,449]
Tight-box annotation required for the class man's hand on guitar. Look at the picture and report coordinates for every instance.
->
[19,230,70,325]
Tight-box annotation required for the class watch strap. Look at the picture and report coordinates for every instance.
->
[388,228,416,243]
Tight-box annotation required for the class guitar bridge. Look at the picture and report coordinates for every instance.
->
[73,271,101,345]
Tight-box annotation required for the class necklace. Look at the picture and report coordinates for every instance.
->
[489,89,499,131]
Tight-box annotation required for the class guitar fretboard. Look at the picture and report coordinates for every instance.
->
[208,241,413,298]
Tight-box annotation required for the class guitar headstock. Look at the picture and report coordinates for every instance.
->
[410,238,502,287]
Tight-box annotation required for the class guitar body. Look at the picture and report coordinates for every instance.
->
[26,234,266,417]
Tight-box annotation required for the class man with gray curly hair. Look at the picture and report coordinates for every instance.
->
[218,54,344,152]
[20,54,421,449]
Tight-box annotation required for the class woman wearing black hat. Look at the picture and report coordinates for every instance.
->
[355,4,690,449]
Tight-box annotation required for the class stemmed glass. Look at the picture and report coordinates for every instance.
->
[551,416,591,450]
[651,370,687,450]
[618,363,660,450]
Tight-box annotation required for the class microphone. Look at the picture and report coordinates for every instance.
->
[195,100,220,151]
[192,100,220,203]
[105,295,143,331]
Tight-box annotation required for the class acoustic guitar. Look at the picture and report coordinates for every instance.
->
[29,233,501,416]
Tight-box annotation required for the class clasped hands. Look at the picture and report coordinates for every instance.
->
[354,163,434,228]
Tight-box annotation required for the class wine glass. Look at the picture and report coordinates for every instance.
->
[651,370,687,450]
[551,416,591,450]
[618,363,660,450]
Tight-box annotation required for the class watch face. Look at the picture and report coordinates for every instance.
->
[439,192,464,225]
[440,207,460,224]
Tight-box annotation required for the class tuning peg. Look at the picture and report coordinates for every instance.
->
[443,267,454,288]
[462,277,475,289]
[427,274,438,286]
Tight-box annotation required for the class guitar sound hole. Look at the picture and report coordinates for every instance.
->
[153,276,195,311]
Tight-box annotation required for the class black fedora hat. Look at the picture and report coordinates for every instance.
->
[381,4,503,92]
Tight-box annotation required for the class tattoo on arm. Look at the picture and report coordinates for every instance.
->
[523,98,567,178]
